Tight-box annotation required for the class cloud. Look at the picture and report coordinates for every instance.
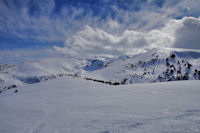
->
[1,16,198,63]
[55,17,200,57]
[64,25,148,56]
[0,0,200,63]
[0,47,67,64]
[173,17,200,49]
[61,24,159,56]
[1,0,200,49]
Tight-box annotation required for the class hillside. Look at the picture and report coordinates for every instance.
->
[0,77,200,133]
[85,48,200,84]
[1,48,200,92]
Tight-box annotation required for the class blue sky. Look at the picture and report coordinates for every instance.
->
[0,0,200,61]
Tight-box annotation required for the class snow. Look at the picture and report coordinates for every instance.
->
[0,77,200,133]
[1,47,200,93]
[1,47,200,133]
[1,47,200,92]
[84,59,104,71]
[84,48,200,83]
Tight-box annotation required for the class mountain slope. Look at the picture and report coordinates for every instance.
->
[1,48,200,92]
[0,77,200,133]
[84,48,200,84]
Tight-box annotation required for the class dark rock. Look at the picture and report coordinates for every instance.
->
[170,53,176,59]
[112,82,120,85]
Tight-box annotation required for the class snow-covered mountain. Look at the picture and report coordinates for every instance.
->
[85,48,200,84]
[1,48,200,132]
[1,48,200,93]
[1,76,200,133]
[0,57,86,93]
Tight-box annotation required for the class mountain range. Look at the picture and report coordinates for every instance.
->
[1,48,200,93]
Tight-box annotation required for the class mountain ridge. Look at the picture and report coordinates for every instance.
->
[1,48,200,93]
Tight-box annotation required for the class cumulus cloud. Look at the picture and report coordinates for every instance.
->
[173,17,200,49]
[56,17,200,57]
[64,25,149,56]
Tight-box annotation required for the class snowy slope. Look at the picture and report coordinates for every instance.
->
[84,48,200,84]
[0,77,200,133]
[0,55,116,92]
[1,48,200,92]
[0,57,89,92]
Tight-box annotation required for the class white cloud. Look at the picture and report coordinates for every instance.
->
[57,17,200,57]
[1,0,200,46]
[0,48,66,64]
[1,0,200,62]
[173,17,200,49]
[64,25,149,56]
[1,16,199,63]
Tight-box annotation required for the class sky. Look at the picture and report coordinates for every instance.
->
[0,0,200,62]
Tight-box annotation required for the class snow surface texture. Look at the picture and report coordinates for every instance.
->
[0,77,200,133]
[1,48,200,92]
